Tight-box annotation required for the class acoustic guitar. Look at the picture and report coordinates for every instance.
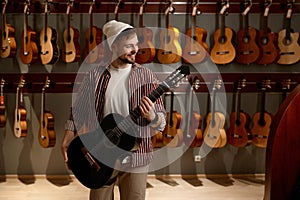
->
[227,79,251,147]
[203,79,227,148]
[236,0,260,64]
[151,130,164,148]
[163,91,183,147]
[20,0,38,65]
[1,0,17,58]
[183,77,203,148]
[251,79,272,148]
[39,77,56,148]
[210,0,236,65]
[182,0,209,64]
[84,0,104,64]
[0,79,6,128]
[62,0,80,63]
[135,0,156,64]
[40,0,60,65]
[256,0,279,65]
[277,0,300,65]
[67,65,189,189]
[157,0,182,64]
[14,76,27,138]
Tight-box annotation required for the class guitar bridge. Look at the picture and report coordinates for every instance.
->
[81,147,101,172]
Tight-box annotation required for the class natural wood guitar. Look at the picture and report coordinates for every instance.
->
[256,0,279,65]
[183,0,209,64]
[236,0,260,64]
[227,79,251,147]
[157,0,182,64]
[251,79,272,148]
[40,0,60,65]
[67,65,189,189]
[210,0,236,65]
[135,0,156,64]
[20,0,38,65]
[62,0,81,63]
[39,77,56,148]
[163,91,183,147]
[203,79,227,148]
[14,76,27,138]
[84,0,104,64]
[277,1,300,65]
[183,77,203,148]
[0,79,6,128]
[1,0,17,58]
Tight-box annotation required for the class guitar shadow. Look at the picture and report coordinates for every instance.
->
[154,162,179,187]
[0,128,6,182]
[180,148,203,187]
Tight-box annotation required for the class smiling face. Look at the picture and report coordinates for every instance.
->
[111,29,139,65]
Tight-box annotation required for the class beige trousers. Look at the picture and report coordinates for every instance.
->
[89,163,148,200]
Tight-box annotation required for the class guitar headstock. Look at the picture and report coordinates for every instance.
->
[88,0,95,15]
[114,0,123,20]
[192,0,201,16]
[263,0,272,16]
[17,75,25,89]
[192,76,200,91]
[261,79,271,90]
[220,0,229,15]
[236,78,246,90]
[2,0,8,15]
[242,0,252,16]
[164,65,190,89]
[213,78,222,91]
[24,0,30,15]
[165,0,175,15]
[281,79,291,90]
[139,0,146,15]
[43,76,50,91]
[286,0,294,18]
[66,0,74,15]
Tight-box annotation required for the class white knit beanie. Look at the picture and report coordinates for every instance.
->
[103,20,133,50]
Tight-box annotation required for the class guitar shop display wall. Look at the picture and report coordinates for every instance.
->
[0,0,299,176]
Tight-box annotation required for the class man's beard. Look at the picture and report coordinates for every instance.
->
[118,54,136,64]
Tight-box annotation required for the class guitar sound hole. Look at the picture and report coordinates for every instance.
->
[283,38,291,45]
[235,120,241,126]
[243,36,249,43]
[261,37,268,45]
[44,35,48,42]
[219,36,227,44]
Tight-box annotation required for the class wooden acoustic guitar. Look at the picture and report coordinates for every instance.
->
[151,130,164,148]
[183,77,203,148]
[256,0,279,65]
[203,79,227,148]
[20,0,38,65]
[40,0,60,65]
[0,79,6,128]
[14,76,27,138]
[227,79,251,147]
[62,0,80,63]
[84,0,104,64]
[236,0,260,64]
[67,65,189,189]
[39,77,56,148]
[157,0,182,64]
[135,0,156,64]
[210,0,236,65]
[1,0,17,58]
[277,0,300,65]
[163,91,183,147]
[251,79,272,148]
[182,0,209,64]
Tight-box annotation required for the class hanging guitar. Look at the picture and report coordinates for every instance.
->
[14,76,27,138]
[236,0,260,64]
[182,0,209,64]
[39,77,56,148]
[157,0,182,64]
[62,0,80,63]
[20,0,38,65]
[227,79,251,147]
[135,0,156,64]
[203,79,227,148]
[256,0,279,65]
[162,91,183,147]
[84,0,104,64]
[67,65,189,189]
[1,0,17,58]
[210,0,236,65]
[40,0,60,65]
[183,77,203,148]
[277,0,300,65]
[0,79,6,128]
[251,79,272,148]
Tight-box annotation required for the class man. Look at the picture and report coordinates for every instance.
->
[61,20,166,200]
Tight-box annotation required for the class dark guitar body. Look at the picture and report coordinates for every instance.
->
[67,113,138,189]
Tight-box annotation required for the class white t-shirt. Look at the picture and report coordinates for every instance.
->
[103,65,132,117]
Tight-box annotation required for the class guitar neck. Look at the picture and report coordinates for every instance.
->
[235,89,241,122]
[220,13,226,40]
[243,13,249,37]
[89,12,93,38]
[259,89,266,125]
[211,88,217,126]
[285,17,291,40]
[41,89,45,118]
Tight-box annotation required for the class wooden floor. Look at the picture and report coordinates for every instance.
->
[0,174,265,200]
